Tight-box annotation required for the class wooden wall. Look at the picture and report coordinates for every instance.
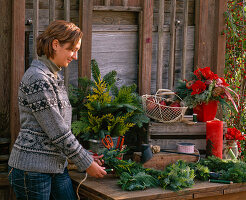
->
[0,0,12,139]
[25,0,195,94]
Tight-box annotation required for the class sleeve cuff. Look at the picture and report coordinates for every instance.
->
[72,148,94,172]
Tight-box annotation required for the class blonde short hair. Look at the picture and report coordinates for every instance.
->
[37,20,82,58]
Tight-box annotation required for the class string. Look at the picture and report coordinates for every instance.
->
[76,172,88,200]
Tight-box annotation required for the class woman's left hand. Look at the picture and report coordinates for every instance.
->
[92,154,104,166]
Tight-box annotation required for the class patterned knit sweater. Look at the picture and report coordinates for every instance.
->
[8,59,93,173]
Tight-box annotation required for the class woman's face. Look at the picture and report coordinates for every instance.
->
[51,39,81,67]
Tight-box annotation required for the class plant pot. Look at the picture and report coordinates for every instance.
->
[193,100,218,122]
[88,139,104,153]
[88,137,119,153]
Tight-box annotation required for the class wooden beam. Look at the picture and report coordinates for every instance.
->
[104,0,110,6]
[168,0,176,90]
[78,0,93,79]
[93,6,141,12]
[156,0,165,90]
[33,0,39,60]
[49,0,56,23]
[10,0,25,145]
[138,0,153,95]
[213,0,227,77]
[64,0,70,89]
[181,0,189,79]
[0,0,12,139]
[194,0,227,75]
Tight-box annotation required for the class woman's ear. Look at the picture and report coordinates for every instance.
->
[52,39,59,50]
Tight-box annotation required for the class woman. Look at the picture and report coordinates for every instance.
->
[8,20,106,200]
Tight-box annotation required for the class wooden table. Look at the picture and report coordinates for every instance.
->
[69,171,246,200]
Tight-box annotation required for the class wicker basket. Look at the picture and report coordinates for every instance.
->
[142,89,188,123]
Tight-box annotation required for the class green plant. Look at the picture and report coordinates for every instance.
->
[70,59,149,141]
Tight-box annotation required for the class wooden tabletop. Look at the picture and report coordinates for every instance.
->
[69,171,246,200]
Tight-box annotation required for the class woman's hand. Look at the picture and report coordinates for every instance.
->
[86,161,107,178]
[92,154,104,166]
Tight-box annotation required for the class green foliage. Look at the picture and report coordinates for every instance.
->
[70,59,149,141]
[118,172,159,191]
[188,163,210,181]
[158,160,195,191]
[199,156,246,183]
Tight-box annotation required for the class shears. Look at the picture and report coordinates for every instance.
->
[116,136,125,150]
[101,135,114,150]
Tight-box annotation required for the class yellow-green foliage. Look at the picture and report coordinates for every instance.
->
[108,112,135,136]
[86,113,114,135]
[86,76,111,110]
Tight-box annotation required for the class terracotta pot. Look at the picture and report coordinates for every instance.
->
[193,100,218,122]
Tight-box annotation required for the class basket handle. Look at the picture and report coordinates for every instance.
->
[155,89,183,102]
[155,89,175,96]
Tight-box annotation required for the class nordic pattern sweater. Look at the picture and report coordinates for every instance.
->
[8,59,93,173]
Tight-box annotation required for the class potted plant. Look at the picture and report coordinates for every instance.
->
[176,67,239,122]
[69,60,149,152]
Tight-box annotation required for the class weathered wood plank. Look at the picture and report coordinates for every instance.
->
[148,121,227,152]
[138,0,153,95]
[104,0,110,6]
[194,0,226,73]
[70,171,246,200]
[213,0,227,77]
[168,0,176,90]
[156,0,165,90]
[151,27,195,93]
[193,190,223,199]
[0,0,11,138]
[10,0,25,147]
[153,0,195,14]
[149,138,206,151]
[33,0,39,60]
[133,151,199,170]
[78,0,93,78]
[93,6,141,12]
[91,32,138,88]
[92,11,138,25]
[148,121,227,134]
[181,0,189,79]
[64,0,70,90]
[49,0,56,23]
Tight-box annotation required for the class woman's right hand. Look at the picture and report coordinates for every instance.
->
[86,161,107,178]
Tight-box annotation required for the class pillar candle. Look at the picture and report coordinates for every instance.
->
[206,120,223,158]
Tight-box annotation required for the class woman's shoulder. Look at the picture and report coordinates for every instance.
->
[22,60,55,84]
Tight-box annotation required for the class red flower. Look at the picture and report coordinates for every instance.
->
[225,127,245,141]
[191,80,206,95]
[194,67,218,80]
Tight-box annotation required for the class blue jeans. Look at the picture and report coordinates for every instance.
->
[8,166,77,200]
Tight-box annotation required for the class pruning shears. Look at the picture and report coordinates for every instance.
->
[102,135,114,150]
[116,136,125,150]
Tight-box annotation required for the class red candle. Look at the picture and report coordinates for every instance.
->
[206,120,223,158]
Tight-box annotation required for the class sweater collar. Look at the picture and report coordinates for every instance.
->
[38,55,62,79]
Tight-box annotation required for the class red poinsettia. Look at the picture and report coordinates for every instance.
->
[191,80,206,95]
[194,67,218,80]
[225,127,245,141]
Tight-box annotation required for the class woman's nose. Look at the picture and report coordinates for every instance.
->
[72,52,78,60]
